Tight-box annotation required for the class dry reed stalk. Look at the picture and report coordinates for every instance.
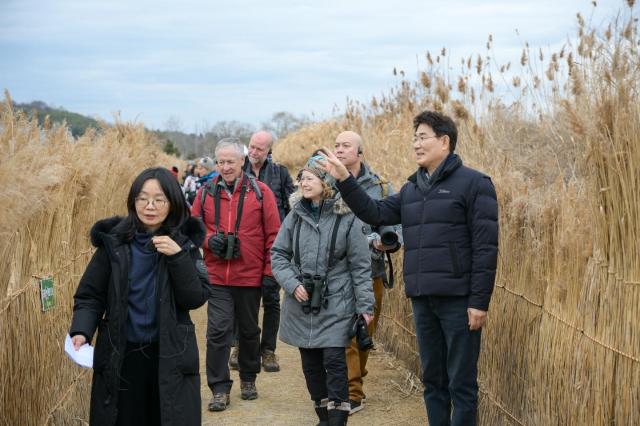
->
[274,5,639,425]
[0,96,178,425]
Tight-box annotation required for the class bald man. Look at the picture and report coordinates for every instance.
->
[228,130,294,373]
[333,131,403,415]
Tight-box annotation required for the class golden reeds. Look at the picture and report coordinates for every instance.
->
[274,4,639,424]
[0,95,177,425]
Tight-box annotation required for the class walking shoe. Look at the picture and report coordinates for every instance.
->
[229,346,239,370]
[348,398,364,415]
[314,398,329,426]
[208,392,230,412]
[240,381,258,400]
[261,349,280,372]
[327,401,350,425]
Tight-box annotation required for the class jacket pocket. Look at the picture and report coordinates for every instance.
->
[448,241,463,278]
[175,323,199,375]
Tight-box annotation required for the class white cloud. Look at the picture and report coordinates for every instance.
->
[0,0,626,130]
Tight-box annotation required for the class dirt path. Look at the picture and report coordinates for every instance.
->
[191,305,425,425]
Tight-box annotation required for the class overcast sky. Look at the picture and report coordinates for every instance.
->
[0,0,625,131]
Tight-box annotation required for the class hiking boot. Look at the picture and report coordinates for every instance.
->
[348,398,364,415]
[240,381,258,400]
[328,401,350,425]
[314,398,329,426]
[208,392,230,412]
[229,346,239,370]
[261,349,280,372]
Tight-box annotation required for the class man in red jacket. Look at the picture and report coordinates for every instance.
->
[191,138,281,412]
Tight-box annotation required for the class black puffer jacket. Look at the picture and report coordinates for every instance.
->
[335,154,499,310]
[69,216,210,426]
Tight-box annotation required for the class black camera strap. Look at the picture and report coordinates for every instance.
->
[327,215,342,268]
[384,252,395,289]
[211,175,249,235]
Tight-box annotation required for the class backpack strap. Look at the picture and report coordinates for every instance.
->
[372,174,389,197]
[199,181,218,225]
[248,175,263,202]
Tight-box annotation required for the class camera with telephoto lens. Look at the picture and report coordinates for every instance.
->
[351,314,374,351]
[300,273,326,315]
[377,226,400,252]
[209,232,241,260]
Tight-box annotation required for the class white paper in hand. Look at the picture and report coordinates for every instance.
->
[65,334,94,368]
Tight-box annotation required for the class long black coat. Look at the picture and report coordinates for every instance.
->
[69,216,210,426]
[335,155,499,310]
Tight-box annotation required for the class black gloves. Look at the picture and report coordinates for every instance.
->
[208,234,226,257]
[208,233,241,259]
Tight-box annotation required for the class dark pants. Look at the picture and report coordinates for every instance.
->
[299,347,349,405]
[260,282,280,352]
[411,296,482,426]
[231,283,281,352]
[206,285,262,393]
[116,342,160,426]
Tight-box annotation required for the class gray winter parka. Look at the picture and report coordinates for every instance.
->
[270,192,375,348]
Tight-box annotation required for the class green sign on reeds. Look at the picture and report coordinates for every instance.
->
[39,277,55,311]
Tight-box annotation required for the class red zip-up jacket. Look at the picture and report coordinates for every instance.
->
[191,174,281,287]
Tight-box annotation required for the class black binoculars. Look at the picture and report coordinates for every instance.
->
[351,314,374,351]
[300,273,326,315]
[209,232,241,260]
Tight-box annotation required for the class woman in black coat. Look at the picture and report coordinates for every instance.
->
[69,167,211,426]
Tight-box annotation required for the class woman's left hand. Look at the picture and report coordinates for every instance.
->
[152,236,182,256]
[362,313,373,326]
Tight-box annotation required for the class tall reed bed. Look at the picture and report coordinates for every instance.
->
[274,3,639,424]
[0,93,176,425]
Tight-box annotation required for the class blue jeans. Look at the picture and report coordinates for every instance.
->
[411,296,481,426]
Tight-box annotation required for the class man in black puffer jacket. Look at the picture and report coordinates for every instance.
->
[320,111,499,426]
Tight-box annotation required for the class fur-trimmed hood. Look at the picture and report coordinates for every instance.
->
[90,216,206,248]
[288,190,351,216]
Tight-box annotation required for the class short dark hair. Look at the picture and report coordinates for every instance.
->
[413,110,458,152]
[115,167,190,240]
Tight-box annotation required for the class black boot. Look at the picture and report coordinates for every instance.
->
[314,398,329,426]
[327,401,350,425]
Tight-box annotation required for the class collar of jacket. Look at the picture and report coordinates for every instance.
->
[214,173,245,195]
[407,153,462,184]
[355,162,376,185]
[90,216,206,249]
[289,191,351,217]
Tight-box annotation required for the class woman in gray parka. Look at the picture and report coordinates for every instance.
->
[271,153,375,426]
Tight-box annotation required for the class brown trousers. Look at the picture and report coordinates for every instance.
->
[346,276,384,402]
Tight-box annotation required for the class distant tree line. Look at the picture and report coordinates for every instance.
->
[156,111,310,159]
[14,101,101,137]
[13,100,311,159]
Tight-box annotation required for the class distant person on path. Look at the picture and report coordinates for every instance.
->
[191,138,281,412]
[69,167,211,426]
[182,163,199,205]
[227,130,295,373]
[319,111,499,426]
[270,153,374,426]
[332,130,403,415]
[195,156,218,189]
